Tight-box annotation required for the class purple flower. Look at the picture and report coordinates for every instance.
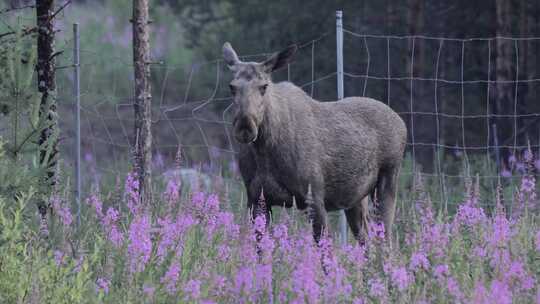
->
[128,214,152,273]
[217,211,239,239]
[367,221,385,240]
[124,172,140,215]
[156,214,196,263]
[288,235,321,303]
[206,194,220,216]
[143,283,156,298]
[103,207,120,224]
[217,244,231,261]
[446,277,462,300]
[534,159,540,171]
[234,266,254,296]
[190,191,206,214]
[161,261,181,295]
[409,251,430,271]
[163,177,181,205]
[211,274,227,297]
[343,244,366,270]
[487,212,512,249]
[74,255,84,273]
[87,193,103,218]
[254,215,266,234]
[433,264,449,281]
[390,266,411,291]
[353,298,365,304]
[51,196,73,227]
[515,162,526,173]
[488,280,512,304]
[519,175,536,196]
[291,260,320,303]
[473,246,487,258]
[504,260,534,291]
[472,281,488,303]
[96,278,110,294]
[108,225,124,248]
[368,278,386,298]
[456,197,486,227]
[54,250,66,266]
[103,207,124,247]
[255,263,273,294]
[272,223,292,253]
[183,279,201,301]
[156,216,175,262]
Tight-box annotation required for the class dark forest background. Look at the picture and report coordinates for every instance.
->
[2,0,540,173]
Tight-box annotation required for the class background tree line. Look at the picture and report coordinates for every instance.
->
[2,0,539,173]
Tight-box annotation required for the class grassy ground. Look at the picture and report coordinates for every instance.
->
[0,144,539,303]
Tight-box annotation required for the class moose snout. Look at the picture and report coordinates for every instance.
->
[233,115,258,143]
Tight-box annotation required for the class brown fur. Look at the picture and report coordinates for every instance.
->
[223,42,407,243]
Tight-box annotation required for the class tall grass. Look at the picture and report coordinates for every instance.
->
[0,140,538,303]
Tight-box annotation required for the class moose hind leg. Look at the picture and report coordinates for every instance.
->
[375,165,399,242]
[345,196,370,245]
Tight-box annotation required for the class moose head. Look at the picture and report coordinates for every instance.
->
[223,42,297,143]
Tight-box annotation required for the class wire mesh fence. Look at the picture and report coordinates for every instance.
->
[2,6,540,213]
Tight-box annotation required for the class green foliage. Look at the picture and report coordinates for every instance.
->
[0,26,58,200]
[0,188,95,303]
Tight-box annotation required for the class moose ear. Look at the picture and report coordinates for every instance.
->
[263,44,298,73]
[222,42,240,69]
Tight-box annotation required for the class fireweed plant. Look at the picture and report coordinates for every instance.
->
[0,152,539,303]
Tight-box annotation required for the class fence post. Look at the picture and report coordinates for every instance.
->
[73,23,81,226]
[336,10,348,245]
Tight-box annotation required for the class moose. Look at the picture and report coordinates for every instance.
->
[223,42,407,244]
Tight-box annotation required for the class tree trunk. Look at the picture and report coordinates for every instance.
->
[494,0,513,159]
[36,0,58,219]
[386,0,397,34]
[132,0,153,205]
[407,0,432,171]
[520,1,538,146]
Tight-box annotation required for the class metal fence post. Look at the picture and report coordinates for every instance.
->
[73,23,81,226]
[336,10,348,245]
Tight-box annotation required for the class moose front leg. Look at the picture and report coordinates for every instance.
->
[306,184,328,244]
[310,202,328,244]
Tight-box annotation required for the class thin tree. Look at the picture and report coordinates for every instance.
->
[36,0,59,221]
[132,0,153,205]
[494,0,513,158]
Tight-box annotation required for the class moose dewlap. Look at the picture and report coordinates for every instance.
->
[223,42,407,243]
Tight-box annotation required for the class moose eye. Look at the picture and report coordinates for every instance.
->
[229,84,237,95]
[259,84,268,95]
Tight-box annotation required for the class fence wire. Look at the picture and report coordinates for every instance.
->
[2,5,539,211]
